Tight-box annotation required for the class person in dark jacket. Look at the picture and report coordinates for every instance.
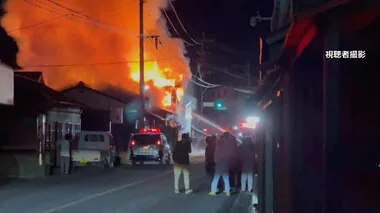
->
[205,135,216,178]
[239,136,255,192]
[226,132,241,190]
[172,133,192,194]
[209,134,231,196]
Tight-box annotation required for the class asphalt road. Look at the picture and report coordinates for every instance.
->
[0,161,238,213]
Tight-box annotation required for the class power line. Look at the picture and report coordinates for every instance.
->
[24,0,67,15]
[24,0,137,38]
[6,14,69,33]
[143,26,251,93]
[190,79,220,88]
[162,9,194,46]
[158,17,171,36]
[46,0,81,13]
[143,23,213,90]
[157,17,193,47]
[192,75,219,87]
[162,9,180,36]
[143,23,191,76]
[22,59,181,68]
[167,0,200,45]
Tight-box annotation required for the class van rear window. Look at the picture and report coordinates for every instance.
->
[84,134,105,142]
[132,134,160,145]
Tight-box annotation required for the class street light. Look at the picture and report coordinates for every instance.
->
[246,116,260,123]
[250,10,272,27]
[144,85,149,90]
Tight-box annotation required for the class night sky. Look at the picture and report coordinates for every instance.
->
[171,0,273,51]
[0,0,273,68]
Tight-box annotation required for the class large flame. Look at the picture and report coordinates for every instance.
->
[1,0,190,108]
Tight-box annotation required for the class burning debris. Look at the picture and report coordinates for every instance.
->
[1,0,190,108]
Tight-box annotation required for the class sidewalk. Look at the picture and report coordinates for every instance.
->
[229,191,258,213]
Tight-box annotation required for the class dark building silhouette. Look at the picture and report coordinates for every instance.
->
[0,0,21,69]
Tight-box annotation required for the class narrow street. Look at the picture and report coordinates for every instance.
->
[0,162,237,213]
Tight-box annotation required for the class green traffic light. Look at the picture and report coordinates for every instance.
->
[215,100,226,110]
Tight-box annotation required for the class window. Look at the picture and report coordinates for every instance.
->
[84,134,105,142]
[132,134,161,145]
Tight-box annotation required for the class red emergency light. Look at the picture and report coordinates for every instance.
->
[139,128,161,133]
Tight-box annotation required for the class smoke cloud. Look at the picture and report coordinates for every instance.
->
[1,0,190,105]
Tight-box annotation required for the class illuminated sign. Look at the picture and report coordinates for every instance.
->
[241,122,257,129]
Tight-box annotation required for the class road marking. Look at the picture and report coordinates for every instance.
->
[44,169,172,213]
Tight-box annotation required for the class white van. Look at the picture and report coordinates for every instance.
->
[72,131,117,168]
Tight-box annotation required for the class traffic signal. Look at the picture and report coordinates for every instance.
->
[214,100,226,110]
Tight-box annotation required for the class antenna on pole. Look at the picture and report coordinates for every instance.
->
[250,10,272,28]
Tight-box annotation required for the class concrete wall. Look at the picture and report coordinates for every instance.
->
[0,152,45,179]
[2,116,38,150]
[0,107,82,178]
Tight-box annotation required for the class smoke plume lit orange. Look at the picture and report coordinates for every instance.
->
[1,0,191,107]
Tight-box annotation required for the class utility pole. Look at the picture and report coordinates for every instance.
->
[139,0,146,128]
[259,37,263,82]
[198,32,207,115]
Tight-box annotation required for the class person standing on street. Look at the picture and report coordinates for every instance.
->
[239,136,255,192]
[205,135,216,179]
[226,132,241,191]
[172,133,193,194]
[209,134,231,196]
[58,133,72,175]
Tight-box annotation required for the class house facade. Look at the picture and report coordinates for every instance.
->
[0,73,85,178]
[62,82,141,153]
[257,1,380,213]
